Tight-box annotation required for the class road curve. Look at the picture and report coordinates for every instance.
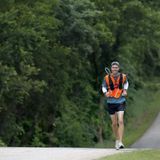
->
[131,112,160,148]
[0,147,136,160]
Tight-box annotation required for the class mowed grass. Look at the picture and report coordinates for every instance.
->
[100,150,160,160]
[124,88,160,147]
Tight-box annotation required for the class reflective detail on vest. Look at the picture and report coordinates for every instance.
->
[105,73,126,99]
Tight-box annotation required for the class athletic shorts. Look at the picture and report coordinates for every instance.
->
[107,102,126,115]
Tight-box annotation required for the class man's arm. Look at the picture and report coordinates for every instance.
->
[102,79,110,97]
[124,80,129,90]
[122,78,129,96]
[102,79,107,94]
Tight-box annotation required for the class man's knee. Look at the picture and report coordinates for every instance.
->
[118,120,124,126]
[112,121,118,127]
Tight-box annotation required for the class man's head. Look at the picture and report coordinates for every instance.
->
[111,61,120,75]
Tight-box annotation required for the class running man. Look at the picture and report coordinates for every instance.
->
[102,61,129,150]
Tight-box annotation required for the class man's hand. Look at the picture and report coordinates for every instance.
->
[122,89,127,96]
[105,91,110,97]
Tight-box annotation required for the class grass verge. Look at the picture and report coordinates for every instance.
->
[100,150,160,160]
[124,88,160,146]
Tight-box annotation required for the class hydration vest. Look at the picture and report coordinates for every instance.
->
[105,73,127,99]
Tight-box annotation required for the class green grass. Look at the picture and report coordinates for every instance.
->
[124,88,160,147]
[100,150,160,160]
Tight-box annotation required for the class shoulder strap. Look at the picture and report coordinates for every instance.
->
[119,73,123,89]
[119,73,127,89]
[109,74,114,90]
[105,75,114,90]
[122,74,127,83]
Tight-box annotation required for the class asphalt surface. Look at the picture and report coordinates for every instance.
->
[0,147,135,160]
[1,112,160,160]
[131,112,160,148]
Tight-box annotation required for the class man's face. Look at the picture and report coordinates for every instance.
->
[111,64,119,75]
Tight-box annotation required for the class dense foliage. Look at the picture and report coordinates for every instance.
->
[0,0,160,147]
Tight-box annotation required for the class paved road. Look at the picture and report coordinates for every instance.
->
[131,112,160,148]
[0,147,135,160]
[1,113,160,160]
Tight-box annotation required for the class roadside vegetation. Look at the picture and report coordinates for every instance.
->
[100,150,160,160]
[0,0,160,147]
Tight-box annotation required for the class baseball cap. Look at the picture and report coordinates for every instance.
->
[111,61,120,67]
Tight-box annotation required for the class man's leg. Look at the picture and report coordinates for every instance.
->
[110,113,119,141]
[117,111,124,147]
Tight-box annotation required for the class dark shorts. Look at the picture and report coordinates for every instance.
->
[107,102,126,115]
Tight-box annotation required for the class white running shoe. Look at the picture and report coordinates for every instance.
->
[115,140,119,150]
[118,141,125,149]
